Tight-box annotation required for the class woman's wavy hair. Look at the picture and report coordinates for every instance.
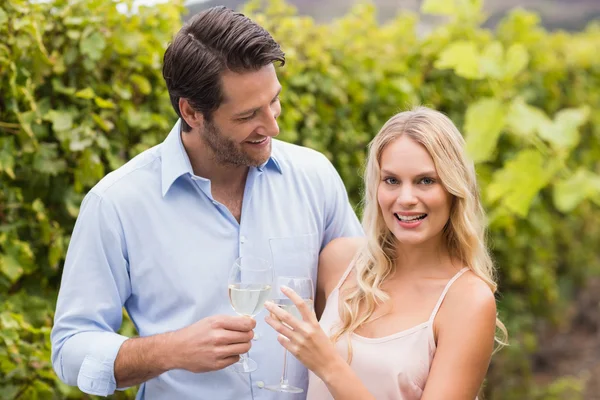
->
[331,106,507,362]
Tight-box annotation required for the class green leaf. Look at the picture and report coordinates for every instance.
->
[486,150,557,216]
[48,235,65,268]
[67,30,81,40]
[0,7,8,26]
[506,98,550,137]
[538,106,590,150]
[74,150,105,191]
[75,87,95,99]
[92,114,114,132]
[0,254,23,284]
[421,0,457,16]
[0,385,19,399]
[131,74,151,95]
[553,169,600,212]
[421,0,482,19]
[435,41,481,79]
[479,42,504,79]
[69,137,93,152]
[464,98,506,163]
[51,78,76,95]
[64,16,85,26]
[0,312,21,330]
[554,171,587,213]
[45,110,73,132]
[504,43,529,79]
[94,97,116,109]
[0,138,16,179]
[33,143,67,175]
[80,31,106,61]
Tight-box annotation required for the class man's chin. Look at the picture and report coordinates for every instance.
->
[247,144,272,167]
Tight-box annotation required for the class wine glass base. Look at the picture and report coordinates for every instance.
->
[231,358,258,373]
[264,384,304,394]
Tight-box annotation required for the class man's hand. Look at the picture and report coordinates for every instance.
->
[114,315,255,388]
[171,315,256,373]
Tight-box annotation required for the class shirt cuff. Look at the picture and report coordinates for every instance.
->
[76,333,129,396]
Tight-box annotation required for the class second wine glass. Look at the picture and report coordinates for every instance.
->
[227,255,273,373]
[265,275,314,393]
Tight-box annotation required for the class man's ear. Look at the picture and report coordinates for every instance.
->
[179,98,204,130]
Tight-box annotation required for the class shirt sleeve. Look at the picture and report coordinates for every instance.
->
[51,191,132,396]
[321,157,364,248]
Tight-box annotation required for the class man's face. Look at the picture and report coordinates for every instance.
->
[201,64,282,167]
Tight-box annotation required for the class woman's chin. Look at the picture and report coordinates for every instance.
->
[393,234,427,246]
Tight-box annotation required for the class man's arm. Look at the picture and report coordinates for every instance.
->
[114,315,255,388]
[51,192,132,396]
[51,192,256,395]
[113,332,174,389]
[321,156,364,247]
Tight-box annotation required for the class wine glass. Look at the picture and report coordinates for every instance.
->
[265,275,314,393]
[227,255,273,373]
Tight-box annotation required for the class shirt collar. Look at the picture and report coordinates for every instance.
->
[161,120,194,197]
[161,120,283,196]
[258,143,283,174]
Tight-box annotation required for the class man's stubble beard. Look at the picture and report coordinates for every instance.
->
[201,120,270,167]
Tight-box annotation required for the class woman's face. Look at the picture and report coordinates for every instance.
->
[377,136,453,248]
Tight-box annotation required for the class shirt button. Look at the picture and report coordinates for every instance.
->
[240,235,246,244]
[253,332,260,340]
[256,381,265,388]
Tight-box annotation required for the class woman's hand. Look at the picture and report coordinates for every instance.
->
[264,286,342,378]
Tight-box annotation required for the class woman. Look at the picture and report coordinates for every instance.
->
[264,106,507,399]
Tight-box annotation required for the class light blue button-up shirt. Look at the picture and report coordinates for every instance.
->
[51,120,363,399]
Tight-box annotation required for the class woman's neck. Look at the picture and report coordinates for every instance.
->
[392,235,455,277]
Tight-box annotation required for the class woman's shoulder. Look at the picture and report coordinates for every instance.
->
[447,269,496,310]
[317,237,364,298]
[437,269,497,332]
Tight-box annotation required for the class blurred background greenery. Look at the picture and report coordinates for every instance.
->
[1,0,599,398]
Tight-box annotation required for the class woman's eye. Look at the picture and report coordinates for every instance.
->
[420,177,435,185]
[384,177,398,185]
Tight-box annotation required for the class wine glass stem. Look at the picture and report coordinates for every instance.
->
[280,349,290,386]
[240,352,250,366]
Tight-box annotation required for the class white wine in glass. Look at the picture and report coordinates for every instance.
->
[228,283,272,317]
[228,256,273,373]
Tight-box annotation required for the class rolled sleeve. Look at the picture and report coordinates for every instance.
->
[63,331,129,396]
[51,191,132,396]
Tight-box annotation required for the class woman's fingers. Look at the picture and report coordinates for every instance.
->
[265,315,296,340]
[264,301,301,331]
[280,286,317,323]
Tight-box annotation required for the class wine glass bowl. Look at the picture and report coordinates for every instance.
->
[227,255,273,373]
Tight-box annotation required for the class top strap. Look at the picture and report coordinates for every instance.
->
[428,267,469,322]
[331,259,357,294]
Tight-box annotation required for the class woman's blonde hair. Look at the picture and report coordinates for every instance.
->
[331,106,507,361]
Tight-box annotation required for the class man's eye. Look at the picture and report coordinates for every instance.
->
[238,114,255,122]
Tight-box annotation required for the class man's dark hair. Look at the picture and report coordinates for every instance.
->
[162,6,285,132]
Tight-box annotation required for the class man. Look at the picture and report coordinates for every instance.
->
[50,6,362,400]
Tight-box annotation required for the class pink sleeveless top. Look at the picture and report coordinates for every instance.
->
[307,265,470,400]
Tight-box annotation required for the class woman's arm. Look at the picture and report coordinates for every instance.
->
[264,287,376,400]
[315,237,363,319]
[422,274,498,400]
